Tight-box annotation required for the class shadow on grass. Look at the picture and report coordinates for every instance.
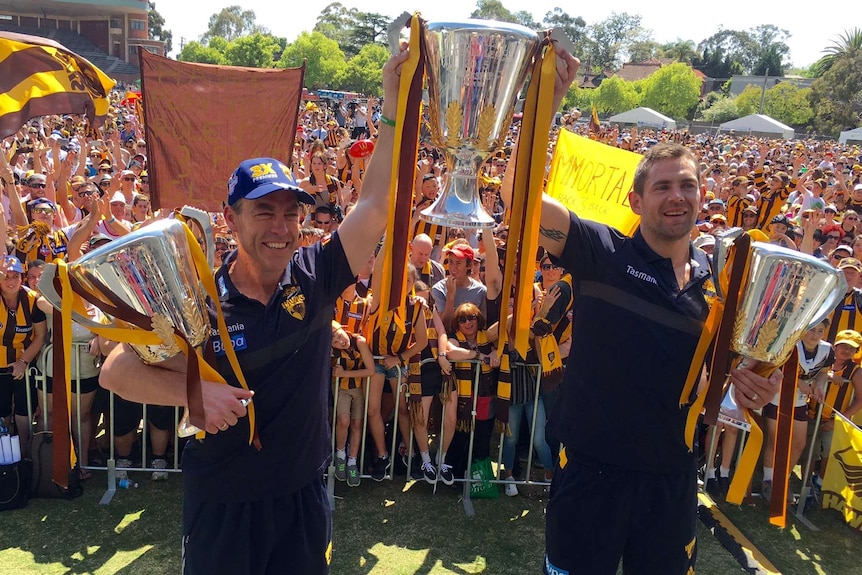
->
[0,471,183,575]
[331,478,546,575]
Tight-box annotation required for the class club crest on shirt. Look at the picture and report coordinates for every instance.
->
[281,285,306,320]
[702,276,718,308]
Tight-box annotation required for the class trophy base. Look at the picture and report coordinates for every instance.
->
[419,207,496,229]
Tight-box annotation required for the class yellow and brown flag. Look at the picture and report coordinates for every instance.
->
[0,31,115,138]
[822,411,862,532]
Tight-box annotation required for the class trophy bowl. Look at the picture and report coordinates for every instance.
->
[420,19,540,228]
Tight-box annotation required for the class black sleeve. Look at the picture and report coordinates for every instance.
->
[550,212,628,281]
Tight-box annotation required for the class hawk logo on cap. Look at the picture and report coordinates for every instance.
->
[249,162,276,180]
[279,163,293,179]
[281,285,306,321]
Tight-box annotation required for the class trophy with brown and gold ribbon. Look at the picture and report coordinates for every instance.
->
[684,228,844,526]
[38,208,256,448]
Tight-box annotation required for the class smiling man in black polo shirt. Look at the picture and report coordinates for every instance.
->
[535,47,780,575]
[99,49,412,575]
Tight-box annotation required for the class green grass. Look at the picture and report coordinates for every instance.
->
[0,471,860,574]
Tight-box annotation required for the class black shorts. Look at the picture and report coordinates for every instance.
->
[762,403,808,422]
[0,371,36,417]
[113,396,178,436]
[44,375,100,395]
[544,450,697,575]
[182,479,331,575]
[420,362,443,397]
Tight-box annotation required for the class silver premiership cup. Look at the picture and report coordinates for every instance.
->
[420,20,540,228]
[39,211,214,365]
[713,230,846,426]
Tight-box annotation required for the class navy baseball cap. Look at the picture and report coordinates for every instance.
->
[227,157,314,206]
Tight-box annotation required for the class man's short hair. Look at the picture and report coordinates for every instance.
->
[632,143,700,197]
[314,205,334,216]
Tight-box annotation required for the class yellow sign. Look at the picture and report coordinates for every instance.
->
[546,131,642,236]
[822,412,862,531]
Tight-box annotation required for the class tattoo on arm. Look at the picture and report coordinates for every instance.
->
[540,225,567,243]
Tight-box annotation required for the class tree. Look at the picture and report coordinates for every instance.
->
[470,0,517,23]
[659,39,698,64]
[734,84,763,116]
[201,5,267,44]
[696,94,739,123]
[748,24,789,75]
[809,48,862,136]
[148,2,173,55]
[593,76,639,115]
[639,63,701,119]
[815,28,862,76]
[628,40,660,63]
[347,12,391,58]
[763,82,813,127]
[178,40,224,64]
[542,8,588,60]
[223,33,281,68]
[696,30,754,75]
[339,44,390,95]
[560,85,593,115]
[279,31,347,90]
[313,2,357,49]
[586,12,648,70]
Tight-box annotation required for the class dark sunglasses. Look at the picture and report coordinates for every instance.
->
[541,263,560,271]
[315,219,331,225]
[458,315,478,324]
[98,182,111,188]
[29,183,46,189]
[77,190,94,197]
[123,177,135,182]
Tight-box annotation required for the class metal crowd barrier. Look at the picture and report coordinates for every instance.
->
[328,356,554,516]
[26,342,183,505]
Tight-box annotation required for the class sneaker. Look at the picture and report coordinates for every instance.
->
[334,454,347,482]
[409,455,424,481]
[115,458,132,481]
[420,461,437,484]
[505,479,519,497]
[346,461,360,487]
[811,474,823,503]
[761,480,773,502]
[151,458,169,481]
[371,455,391,481]
[439,463,455,486]
[716,476,731,497]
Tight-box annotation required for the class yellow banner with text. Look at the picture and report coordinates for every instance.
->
[546,131,642,236]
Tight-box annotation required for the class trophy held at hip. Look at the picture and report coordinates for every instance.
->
[682,228,845,525]
[38,207,256,445]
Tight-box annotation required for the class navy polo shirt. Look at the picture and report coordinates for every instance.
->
[182,232,356,509]
[549,212,711,475]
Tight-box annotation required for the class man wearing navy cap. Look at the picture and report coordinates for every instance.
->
[100,49,413,575]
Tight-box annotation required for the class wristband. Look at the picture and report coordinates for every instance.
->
[17,358,27,365]
[106,216,116,224]
[379,115,396,128]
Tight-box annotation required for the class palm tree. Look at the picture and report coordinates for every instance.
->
[815,28,862,75]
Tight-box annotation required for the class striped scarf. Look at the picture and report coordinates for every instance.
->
[451,330,500,431]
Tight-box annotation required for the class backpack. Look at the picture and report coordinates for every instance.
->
[30,431,83,500]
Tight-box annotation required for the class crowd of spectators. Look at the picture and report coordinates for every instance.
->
[2,89,861,512]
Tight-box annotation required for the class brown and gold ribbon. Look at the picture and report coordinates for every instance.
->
[497,35,556,359]
[769,347,799,527]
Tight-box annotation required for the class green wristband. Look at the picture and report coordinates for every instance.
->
[379,115,396,128]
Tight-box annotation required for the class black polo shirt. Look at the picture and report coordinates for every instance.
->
[549,212,711,475]
[182,232,355,508]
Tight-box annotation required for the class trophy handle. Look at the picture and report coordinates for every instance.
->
[386,12,412,55]
[711,227,745,301]
[178,205,215,270]
[806,272,847,330]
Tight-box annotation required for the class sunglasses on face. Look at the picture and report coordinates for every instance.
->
[846,216,858,221]
[315,219,331,225]
[99,182,110,188]
[99,168,111,173]
[32,207,54,215]
[458,315,478,324]
[77,190,94,197]
[123,177,135,182]
[29,183,46,189]
[541,263,560,271]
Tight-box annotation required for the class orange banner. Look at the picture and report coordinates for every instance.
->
[139,51,305,212]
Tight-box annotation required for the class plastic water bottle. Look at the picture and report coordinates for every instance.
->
[118,478,139,489]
